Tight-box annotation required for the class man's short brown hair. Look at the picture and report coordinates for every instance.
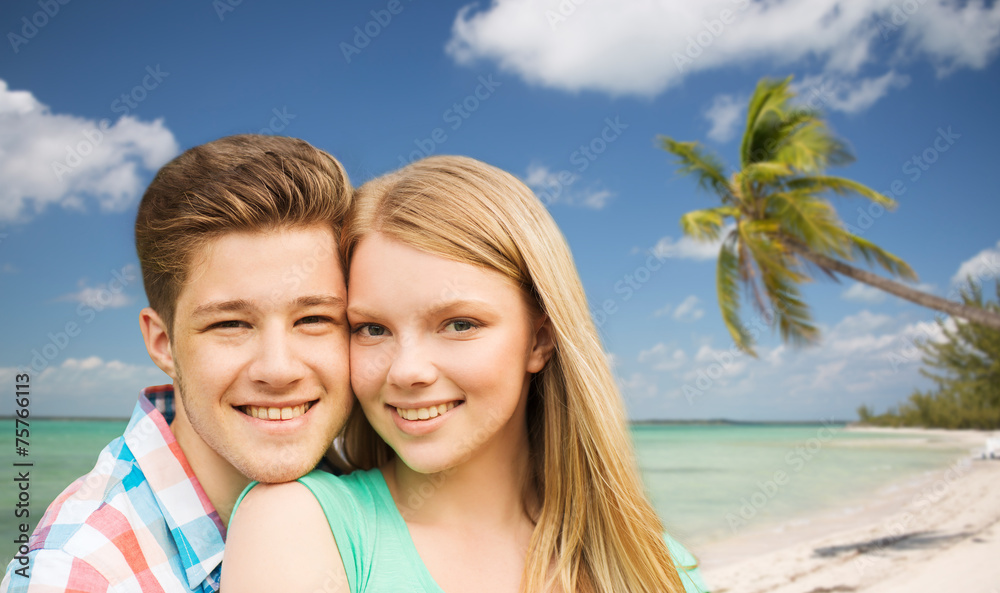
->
[135,134,351,333]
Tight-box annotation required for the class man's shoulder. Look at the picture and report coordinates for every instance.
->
[2,436,156,590]
[2,387,223,591]
[23,435,147,550]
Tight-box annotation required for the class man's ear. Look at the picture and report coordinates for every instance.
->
[527,316,556,374]
[140,307,177,379]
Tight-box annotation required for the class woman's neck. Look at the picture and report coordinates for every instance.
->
[384,425,535,530]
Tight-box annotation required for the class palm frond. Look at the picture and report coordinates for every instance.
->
[658,137,733,201]
[764,190,848,258]
[764,270,820,347]
[787,176,896,209]
[742,162,793,186]
[738,223,819,346]
[680,206,738,241]
[774,120,854,173]
[839,232,919,282]
[718,233,755,355]
[741,77,794,167]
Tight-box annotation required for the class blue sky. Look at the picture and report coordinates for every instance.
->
[1,0,999,420]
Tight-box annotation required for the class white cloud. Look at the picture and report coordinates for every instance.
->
[673,295,705,322]
[895,0,1000,75]
[619,371,658,400]
[651,224,732,261]
[653,303,672,318]
[446,0,1000,99]
[811,360,847,388]
[638,343,688,371]
[951,240,1000,286]
[55,265,140,310]
[797,71,911,114]
[63,356,105,371]
[57,286,133,309]
[765,344,785,366]
[1,263,16,274]
[622,308,960,419]
[842,282,886,304]
[692,344,748,376]
[0,358,169,417]
[0,79,179,223]
[705,93,745,142]
[828,309,893,337]
[523,163,614,209]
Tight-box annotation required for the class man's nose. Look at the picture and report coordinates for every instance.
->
[248,326,307,389]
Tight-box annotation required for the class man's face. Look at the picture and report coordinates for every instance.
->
[166,225,351,483]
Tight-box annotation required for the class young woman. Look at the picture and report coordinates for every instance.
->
[222,156,708,593]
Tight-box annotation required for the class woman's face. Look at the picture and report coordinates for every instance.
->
[347,233,551,474]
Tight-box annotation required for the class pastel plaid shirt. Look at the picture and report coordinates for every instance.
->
[1,385,226,592]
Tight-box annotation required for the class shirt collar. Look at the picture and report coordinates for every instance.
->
[128,386,227,590]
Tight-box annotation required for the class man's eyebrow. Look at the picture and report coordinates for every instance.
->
[190,295,344,318]
[294,295,346,309]
[190,299,254,318]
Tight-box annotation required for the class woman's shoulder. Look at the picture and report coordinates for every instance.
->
[232,479,320,520]
[663,533,712,593]
[297,467,387,507]
[223,480,346,591]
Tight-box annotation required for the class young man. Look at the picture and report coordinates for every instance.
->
[2,135,355,592]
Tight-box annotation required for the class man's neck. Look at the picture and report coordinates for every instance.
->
[169,416,250,527]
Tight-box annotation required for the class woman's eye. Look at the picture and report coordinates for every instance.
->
[297,315,326,325]
[444,320,477,333]
[355,324,387,337]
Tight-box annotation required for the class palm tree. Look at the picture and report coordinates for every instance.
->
[659,76,1000,356]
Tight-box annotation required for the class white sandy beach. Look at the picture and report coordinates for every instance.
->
[698,427,1000,593]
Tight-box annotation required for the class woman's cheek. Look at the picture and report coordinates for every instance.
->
[350,347,386,398]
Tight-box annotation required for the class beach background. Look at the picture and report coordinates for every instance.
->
[4,419,997,591]
[2,1,1000,590]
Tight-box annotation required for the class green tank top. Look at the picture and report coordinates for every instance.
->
[238,469,710,592]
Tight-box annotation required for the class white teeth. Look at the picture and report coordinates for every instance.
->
[396,401,458,421]
[243,402,311,421]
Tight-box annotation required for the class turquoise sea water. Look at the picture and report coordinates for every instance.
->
[634,423,970,546]
[0,420,971,566]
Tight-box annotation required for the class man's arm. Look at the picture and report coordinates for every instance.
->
[2,549,110,593]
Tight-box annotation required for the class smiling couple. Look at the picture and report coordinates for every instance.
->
[2,136,709,593]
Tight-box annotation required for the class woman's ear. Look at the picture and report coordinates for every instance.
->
[527,315,556,374]
[140,307,177,379]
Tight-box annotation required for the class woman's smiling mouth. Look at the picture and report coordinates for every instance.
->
[394,401,461,421]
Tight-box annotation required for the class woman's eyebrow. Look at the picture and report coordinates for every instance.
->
[423,298,497,316]
[346,298,496,319]
[345,304,381,319]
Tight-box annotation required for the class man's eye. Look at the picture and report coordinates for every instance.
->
[444,320,477,333]
[297,315,327,325]
[211,320,248,330]
[354,324,387,337]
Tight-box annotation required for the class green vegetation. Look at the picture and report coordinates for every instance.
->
[658,76,1000,355]
[857,283,1000,429]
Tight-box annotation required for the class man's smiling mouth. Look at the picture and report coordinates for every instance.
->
[239,401,315,420]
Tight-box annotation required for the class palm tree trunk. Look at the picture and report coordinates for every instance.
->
[784,242,1000,331]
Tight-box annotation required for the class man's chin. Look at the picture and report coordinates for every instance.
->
[241,461,319,484]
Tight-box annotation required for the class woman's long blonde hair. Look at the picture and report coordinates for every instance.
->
[341,156,687,593]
